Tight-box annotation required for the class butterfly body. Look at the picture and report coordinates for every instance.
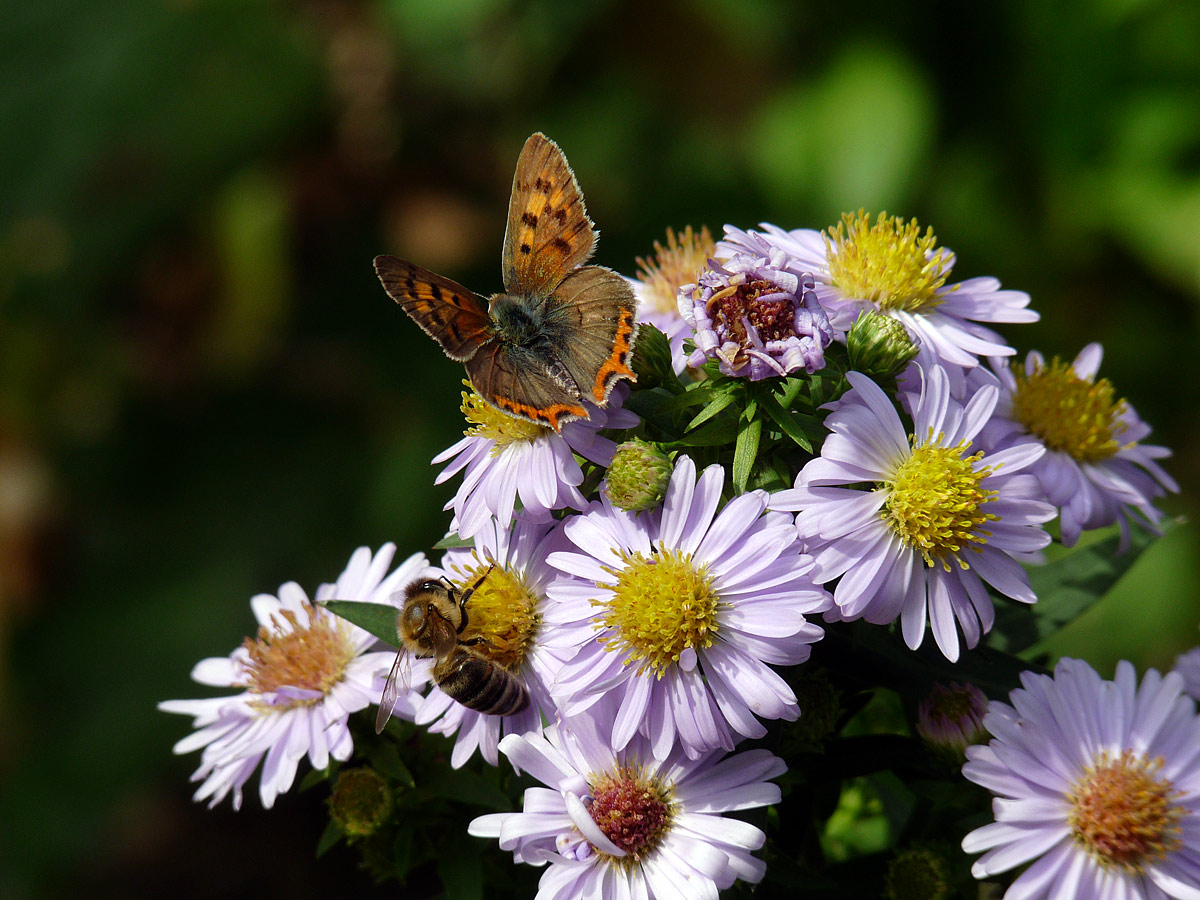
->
[375,133,638,432]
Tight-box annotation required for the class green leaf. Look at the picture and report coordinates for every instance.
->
[663,419,739,448]
[315,819,343,858]
[686,390,738,431]
[433,532,473,550]
[987,523,1167,654]
[732,412,762,493]
[758,390,815,451]
[437,837,483,900]
[367,741,415,788]
[424,769,513,812]
[323,600,398,646]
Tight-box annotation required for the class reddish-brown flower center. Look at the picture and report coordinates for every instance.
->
[707,279,797,351]
[1068,750,1185,873]
[588,765,675,865]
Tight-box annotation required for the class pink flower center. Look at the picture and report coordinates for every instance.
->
[588,765,674,864]
[707,279,797,351]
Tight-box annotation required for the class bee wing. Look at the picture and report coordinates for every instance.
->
[374,648,414,734]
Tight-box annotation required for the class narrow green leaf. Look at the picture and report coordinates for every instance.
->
[315,820,343,858]
[686,391,738,431]
[732,415,762,493]
[758,391,815,451]
[656,383,719,415]
[987,523,1167,654]
[323,600,397,646]
[663,420,739,448]
[433,532,473,550]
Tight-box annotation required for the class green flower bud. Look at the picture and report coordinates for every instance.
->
[885,846,952,900]
[604,440,673,512]
[630,323,676,390]
[847,311,918,382]
[328,767,393,838]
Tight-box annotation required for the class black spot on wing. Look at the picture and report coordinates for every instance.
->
[521,212,538,227]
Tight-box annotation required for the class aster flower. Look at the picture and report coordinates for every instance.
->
[916,681,990,762]
[546,455,831,760]
[680,225,834,380]
[412,516,572,768]
[434,383,638,539]
[631,225,716,373]
[1173,646,1200,702]
[159,544,429,809]
[468,711,785,900]
[962,658,1200,900]
[772,367,1056,662]
[977,344,1178,549]
[731,214,1038,368]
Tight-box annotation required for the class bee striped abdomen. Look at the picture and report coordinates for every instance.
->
[437,651,529,716]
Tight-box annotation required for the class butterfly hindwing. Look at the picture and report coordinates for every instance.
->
[541,266,639,405]
[464,342,589,432]
[501,133,597,300]
[374,255,494,361]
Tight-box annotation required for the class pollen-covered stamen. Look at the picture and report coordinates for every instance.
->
[588,765,675,866]
[825,210,950,313]
[635,225,715,317]
[1011,358,1128,463]
[882,436,998,570]
[460,382,548,450]
[452,562,540,672]
[1068,750,1185,874]
[706,277,799,362]
[596,545,720,677]
[239,601,357,709]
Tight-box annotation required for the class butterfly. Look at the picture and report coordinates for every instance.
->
[375,133,639,432]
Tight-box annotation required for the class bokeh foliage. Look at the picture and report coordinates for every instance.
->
[2,0,1198,896]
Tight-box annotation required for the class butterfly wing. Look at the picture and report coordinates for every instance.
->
[501,133,597,300]
[465,341,589,432]
[541,265,639,406]
[375,255,494,361]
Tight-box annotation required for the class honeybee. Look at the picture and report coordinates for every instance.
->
[374,566,529,733]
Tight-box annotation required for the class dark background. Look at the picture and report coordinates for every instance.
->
[2,0,1198,896]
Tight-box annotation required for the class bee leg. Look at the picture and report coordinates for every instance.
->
[454,564,497,635]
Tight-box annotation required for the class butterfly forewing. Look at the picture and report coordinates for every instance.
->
[501,133,597,300]
[541,265,639,406]
[465,341,589,431]
[374,255,494,362]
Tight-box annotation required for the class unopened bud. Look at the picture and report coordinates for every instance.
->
[603,440,673,512]
[916,681,989,763]
[885,846,952,900]
[629,323,675,389]
[847,311,918,382]
[328,767,393,837]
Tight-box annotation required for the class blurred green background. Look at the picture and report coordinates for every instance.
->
[2,0,1199,896]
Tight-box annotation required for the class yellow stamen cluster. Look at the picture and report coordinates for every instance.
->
[635,226,715,316]
[597,546,720,677]
[1011,358,1127,463]
[588,764,676,867]
[1068,750,1185,874]
[240,601,356,709]
[453,562,540,672]
[883,437,998,569]
[460,382,548,450]
[826,210,950,313]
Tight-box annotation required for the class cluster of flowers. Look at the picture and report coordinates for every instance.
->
[163,212,1196,900]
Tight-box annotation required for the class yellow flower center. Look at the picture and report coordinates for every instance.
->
[1011,358,1127,463]
[635,225,715,317]
[588,764,676,867]
[1068,750,1185,874]
[240,601,357,710]
[883,437,998,569]
[825,210,950,313]
[461,382,548,450]
[596,546,720,677]
[452,562,540,672]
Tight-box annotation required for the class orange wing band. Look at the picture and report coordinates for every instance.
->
[591,308,638,403]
